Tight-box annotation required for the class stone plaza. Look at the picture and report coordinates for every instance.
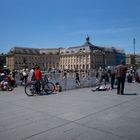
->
[0,81,140,140]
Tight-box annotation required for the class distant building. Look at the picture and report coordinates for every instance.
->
[59,37,125,70]
[0,53,6,69]
[135,54,140,64]
[102,47,125,66]
[6,47,60,70]
[6,37,125,70]
[126,54,140,65]
[59,39,105,70]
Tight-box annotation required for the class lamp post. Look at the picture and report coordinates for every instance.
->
[133,38,136,65]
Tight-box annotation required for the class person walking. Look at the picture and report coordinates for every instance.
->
[75,71,80,86]
[116,60,127,95]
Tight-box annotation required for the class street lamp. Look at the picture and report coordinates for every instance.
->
[133,38,136,65]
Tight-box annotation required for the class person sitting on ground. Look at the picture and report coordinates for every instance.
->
[7,72,16,88]
[0,75,13,91]
[55,82,62,93]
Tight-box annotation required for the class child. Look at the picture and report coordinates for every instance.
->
[55,82,62,93]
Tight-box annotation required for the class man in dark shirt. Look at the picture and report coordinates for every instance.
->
[116,60,127,95]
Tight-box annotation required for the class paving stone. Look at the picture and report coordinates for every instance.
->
[0,82,140,140]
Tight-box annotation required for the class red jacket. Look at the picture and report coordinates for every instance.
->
[35,69,42,80]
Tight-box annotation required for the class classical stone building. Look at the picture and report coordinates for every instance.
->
[6,37,125,71]
[60,39,104,70]
[59,38,125,70]
[6,47,60,70]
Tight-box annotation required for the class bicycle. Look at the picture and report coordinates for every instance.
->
[25,76,55,96]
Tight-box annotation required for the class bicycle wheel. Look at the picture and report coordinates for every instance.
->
[44,82,55,94]
[25,82,36,96]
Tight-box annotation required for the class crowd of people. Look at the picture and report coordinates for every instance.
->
[0,69,16,91]
[0,66,62,93]
[94,61,140,94]
[0,61,140,94]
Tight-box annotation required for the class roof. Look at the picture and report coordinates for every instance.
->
[7,47,60,55]
[8,47,40,55]
[61,37,103,54]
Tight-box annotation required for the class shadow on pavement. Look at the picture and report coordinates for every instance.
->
[123,93,138,96]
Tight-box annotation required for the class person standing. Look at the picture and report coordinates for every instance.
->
[35,66,42,94]
[27,67,35,83]
[116,60,127,95]
[110,68,116,89]
[75,71,80,86]
[134,72,140,83]
[21,69,28,85]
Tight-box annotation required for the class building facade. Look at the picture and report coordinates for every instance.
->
[60,39,104,70]
[59,38,125,70]
[6,47,60,70]
[126,54,140,66]
[6,38,125,71]
[0,53,6,69]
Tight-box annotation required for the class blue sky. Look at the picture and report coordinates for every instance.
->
[0,0,139,54]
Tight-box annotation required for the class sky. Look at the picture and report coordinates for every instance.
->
[0,0,140,54]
